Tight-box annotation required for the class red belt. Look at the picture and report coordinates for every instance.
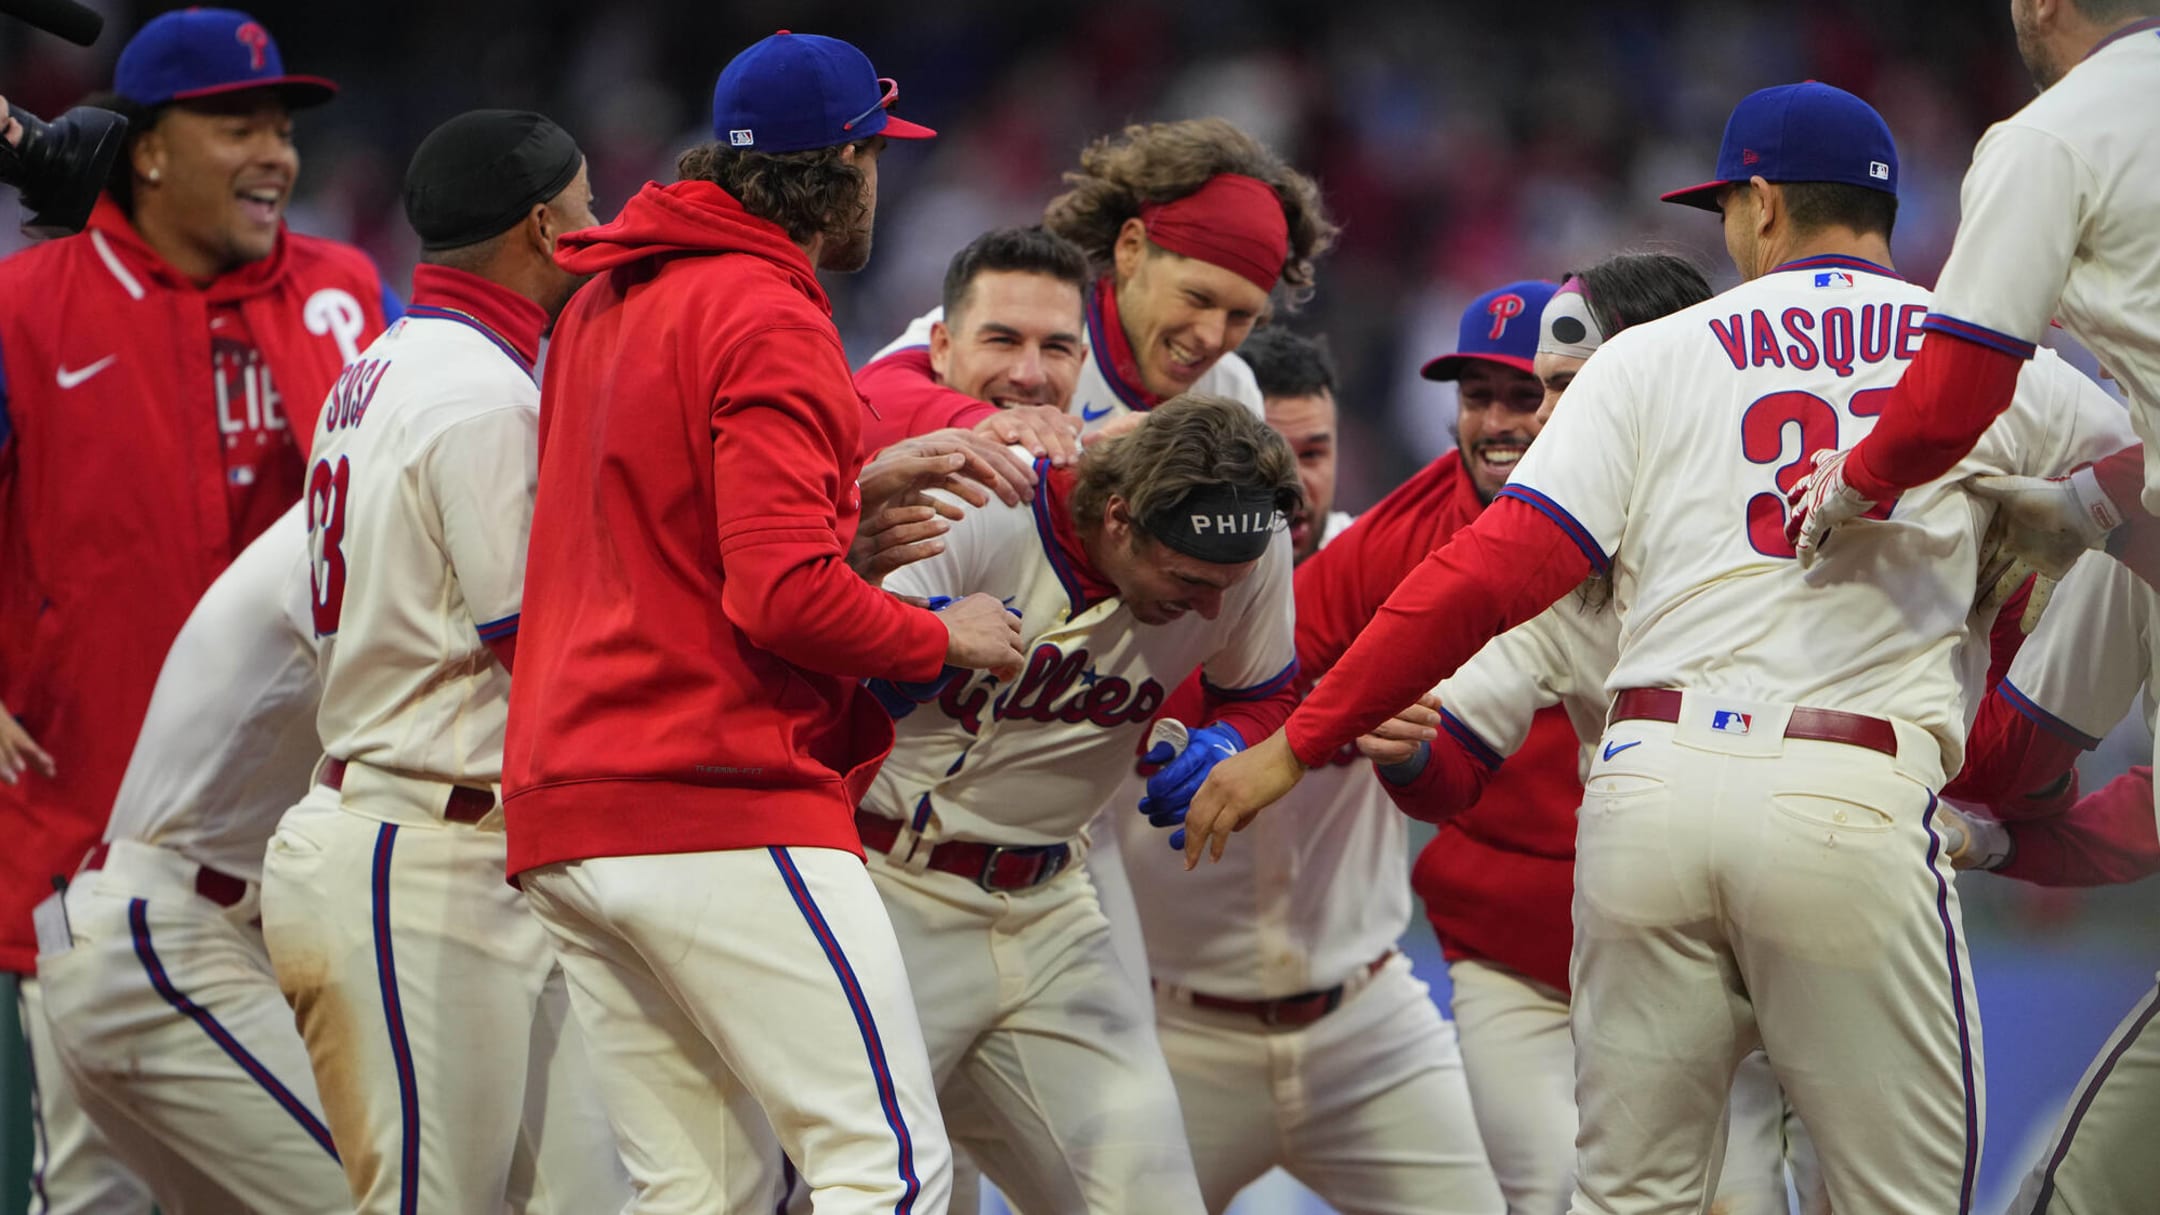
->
[80,843,248,909]
[1169,952,1394,1029]
[321,758,496,825]
[854,810,1072,893]
[1610,688,1899,757]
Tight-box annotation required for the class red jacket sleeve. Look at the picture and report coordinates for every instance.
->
[1286,497,1592,766]
[1199,676,1298,748]
[713,328,949,683]
[1377,711,1498,825]
[1844,328,2028,499]
[854,348,999,458]
[1942,685,2091,820]
[1292,462,1456,685]
[1998,766,2160,887]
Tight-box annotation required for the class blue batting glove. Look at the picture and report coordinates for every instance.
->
[1137,723,1243,847]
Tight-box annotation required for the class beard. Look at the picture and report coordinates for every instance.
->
[820,222,874,273]
[2012,4,2064,89]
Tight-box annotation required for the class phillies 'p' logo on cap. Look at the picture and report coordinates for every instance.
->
[235,21,270,71]
[1486,293,1526,340]
[1421,279,1560,381]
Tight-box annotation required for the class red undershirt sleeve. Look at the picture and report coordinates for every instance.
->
[1844,329,2029,499]
[1999,766,2160,887]
[1284,497,1592,766]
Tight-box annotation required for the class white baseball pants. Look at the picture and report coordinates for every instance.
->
[15,974,152,1215]
[1155,952,1503,1214]
[868,852,1206,1214]
[1447,958,1820,1215]
[2010,973,2160,1213]
[523,845,951,1215]
[260,786,627,1215]
[1568,703,1982,1215]
[34,841,347,1213]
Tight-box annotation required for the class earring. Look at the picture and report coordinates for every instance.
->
[146,168,161,183]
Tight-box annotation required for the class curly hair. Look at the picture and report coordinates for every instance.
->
[1070,394,1303,546]
[1043,119,1337,305]
[677,138,871,246]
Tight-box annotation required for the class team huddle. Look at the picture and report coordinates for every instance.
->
[1,2,2158,1214]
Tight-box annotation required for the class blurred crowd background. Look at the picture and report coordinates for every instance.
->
[4,2,2154,1210]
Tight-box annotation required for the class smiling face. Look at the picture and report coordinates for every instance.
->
[1454,361,1547,501]
[930,269,1086,409]
[1533,349,1587,426]
[1112,219,1271,399]
[1264,389,1337,562]
[131,91,299,281]
[1099,510,1258,626]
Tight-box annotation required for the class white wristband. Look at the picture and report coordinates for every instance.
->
[2069,465,2125,541]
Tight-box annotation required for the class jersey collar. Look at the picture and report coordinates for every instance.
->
[1085,276,1161,413]
[1028,461,1121,616]
[407,264,547,377]
[1770,253,1904,282]
[2088,15,2160,60]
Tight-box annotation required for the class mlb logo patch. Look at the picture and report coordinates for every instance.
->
[1814,271,1855,289]
[728,129,755,147]
[1710,710,1753,736]
[1869,160,1890,180]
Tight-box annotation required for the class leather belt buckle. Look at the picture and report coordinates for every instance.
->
[976,843,1069,892]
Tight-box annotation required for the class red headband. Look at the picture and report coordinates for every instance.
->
[1137,173,1290,294]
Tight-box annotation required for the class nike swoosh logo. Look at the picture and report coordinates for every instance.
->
[1601,739,1641,761]
[1080,403,1115,422]
[56,355,118,389]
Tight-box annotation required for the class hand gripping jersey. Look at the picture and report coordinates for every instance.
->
[101,505,318,881]
[1503,257,2135,776]
[307,268,543,783]
[874,463,1295,846]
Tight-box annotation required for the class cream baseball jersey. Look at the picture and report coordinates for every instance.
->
[1999,552,2159,751]
[1434,589,1616,775]
[99,504,318,884]
[1924,23,2160,507]
[870,304,1264,432]
[305,307,538,783]
[874,465,1296,846]
[1503,257,2134,772]
[1118,514,1408,999]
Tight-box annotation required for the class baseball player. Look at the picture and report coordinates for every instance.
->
[1180,82,2138,1214]
[1346,259,1828,1215]
[504,33,1029,1215]
[1787,0,2160,578]
[856,225,1090,468]
[858,125,1337,994]
[258,111,627,1214]
[856,395,1300,1214]
[1939,548,2160,1214]
[0,12,395,1207]
[30,505,346,1213]
[1111,328,1502,1214]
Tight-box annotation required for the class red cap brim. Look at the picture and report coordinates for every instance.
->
[879,114,936,140]
[1420,352,1538,382]
[170,75,340,110]
[1659,179,1730,211]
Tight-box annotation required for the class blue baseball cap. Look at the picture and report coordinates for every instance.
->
[711,30,935,154]
[1421,280,1560,381]
[1661,82,1897,212]
[115,8,336,110]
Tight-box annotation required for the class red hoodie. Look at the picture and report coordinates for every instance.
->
[504,180,951,874]
[1292,451,1583,993]
[0,198,390,973]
